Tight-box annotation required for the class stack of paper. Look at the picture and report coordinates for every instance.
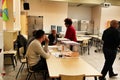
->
[61,41,79,45]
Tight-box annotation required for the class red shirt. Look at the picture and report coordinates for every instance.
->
[65,25,77,42]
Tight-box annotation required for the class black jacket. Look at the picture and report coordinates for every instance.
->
[48,34,59,45]
[102,27,120,50]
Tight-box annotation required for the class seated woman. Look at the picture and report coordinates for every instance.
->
[48,29,59,45]
[26,30,50,71]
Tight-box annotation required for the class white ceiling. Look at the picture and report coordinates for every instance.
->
[43,0,120,6]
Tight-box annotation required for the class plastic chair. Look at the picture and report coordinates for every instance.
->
[81,40,89,55]
[60,74,85,80]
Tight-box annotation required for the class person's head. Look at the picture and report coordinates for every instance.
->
[18,31,21,35]
[32,30,37,37]
[64,18,72,27]
[119,22,120,28]
[110,20,119,29]
[51,29,57,35]
[35,30,45,42]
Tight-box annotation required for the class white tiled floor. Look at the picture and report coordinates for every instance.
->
[3,46,120,80]
[80,47,120,80]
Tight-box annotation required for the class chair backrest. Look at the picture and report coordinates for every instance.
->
[60,74,85,80]
[82,40,88,47]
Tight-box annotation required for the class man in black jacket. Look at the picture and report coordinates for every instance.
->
[48,29,59,45]
[99,20,120,80]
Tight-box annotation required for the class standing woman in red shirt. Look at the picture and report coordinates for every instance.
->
[64,18,77,42]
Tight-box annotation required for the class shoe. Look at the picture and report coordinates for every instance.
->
[99,76,106,80]
[109,73,118,78]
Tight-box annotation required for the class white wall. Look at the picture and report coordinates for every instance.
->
[68,6,92,33]
[27,0,68,32]
[92,6,120,34]
[21,1,120,35]
[100,6,120,33]
[0,19,3,73]
[68,6,92,20]
[92,6,101,34]
[13,0,21,31]
[0,19,3,51]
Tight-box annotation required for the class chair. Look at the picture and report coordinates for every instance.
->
[60,74,85,80]
[26,57,47,80]
[81,40,89,55]
[4,50,17,70]
[16,47,27,79]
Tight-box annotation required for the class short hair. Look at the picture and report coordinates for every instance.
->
[110,20,118,26]
[33,30,37,36]
[64,18,72,25]
[35,29,45,39]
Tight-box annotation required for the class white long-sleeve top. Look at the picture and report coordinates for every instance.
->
[26,39,50,66]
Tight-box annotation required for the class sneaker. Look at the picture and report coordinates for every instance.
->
[109,73,118,78]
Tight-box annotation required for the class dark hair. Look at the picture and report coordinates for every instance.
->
[64,18,72,25]
[35,30,45,39]
[18,31,21,35]
[33,30,37,36]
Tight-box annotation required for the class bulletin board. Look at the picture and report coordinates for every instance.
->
[51,25,56,30]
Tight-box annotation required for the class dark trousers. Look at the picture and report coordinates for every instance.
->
[101,48,117,77]
[31,57,47,72]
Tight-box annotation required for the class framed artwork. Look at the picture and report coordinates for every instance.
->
[51,25,56,30]
[57,26,62,33]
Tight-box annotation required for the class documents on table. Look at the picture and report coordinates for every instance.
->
[61,41,79,45]
[57,38,69,41]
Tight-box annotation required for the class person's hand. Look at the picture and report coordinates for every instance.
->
[45,36,49,43]
[53,42,57,45]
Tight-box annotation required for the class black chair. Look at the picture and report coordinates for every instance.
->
[16,47,27,79]
[26,57,47,80]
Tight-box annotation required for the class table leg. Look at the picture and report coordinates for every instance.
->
[94,76,97,80]
[88,44,90,55]
[11,55,15,70]
[81,46,83,55]
[14,56,17,66]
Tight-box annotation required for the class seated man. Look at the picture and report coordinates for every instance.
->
[26,30,50,71]
[48,29,59,45]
